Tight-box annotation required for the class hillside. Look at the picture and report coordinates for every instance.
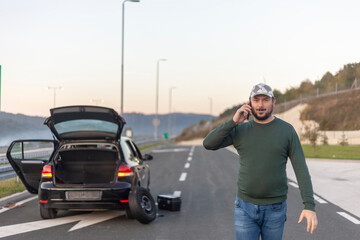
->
[175,88,360,143]
[0,112,51,146]
[300,89,360,130]
[219,62,360,118]
[175,61,360,143]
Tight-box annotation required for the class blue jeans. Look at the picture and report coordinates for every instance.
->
[234,196,287,240]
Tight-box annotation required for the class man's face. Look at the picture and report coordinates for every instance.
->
[250,95,275,121]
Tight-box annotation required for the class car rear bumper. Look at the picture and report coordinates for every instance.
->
[42,201,127,210]
[39,181,131,210]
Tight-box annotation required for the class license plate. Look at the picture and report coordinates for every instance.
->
[66,191,102,200]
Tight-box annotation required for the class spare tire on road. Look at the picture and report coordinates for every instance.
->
[128,187,156,224]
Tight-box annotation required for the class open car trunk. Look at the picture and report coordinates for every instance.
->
[54,148,119,185]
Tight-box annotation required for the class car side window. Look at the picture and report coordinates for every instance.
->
[131,141,143,160]
[10,141,54,161]
[125,140,140,164]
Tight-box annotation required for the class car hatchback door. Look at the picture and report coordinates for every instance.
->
[7,140,57,194]
[45,105,125,141]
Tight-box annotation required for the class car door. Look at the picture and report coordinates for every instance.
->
[7,140,57,194]
[131,140,150,189]
[124,140,148,188]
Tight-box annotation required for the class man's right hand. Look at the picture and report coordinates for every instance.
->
[233,102,252,124]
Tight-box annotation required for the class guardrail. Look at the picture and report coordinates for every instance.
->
[0,165,16,180]
[0,151,16,180]
[0,136,164,181]
[0,153,8,165]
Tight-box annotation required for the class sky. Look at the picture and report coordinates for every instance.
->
[0,0,360,117]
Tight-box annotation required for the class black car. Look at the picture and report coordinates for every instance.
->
[7,105,156,224]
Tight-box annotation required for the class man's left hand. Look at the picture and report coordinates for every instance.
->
[298,209,318,234]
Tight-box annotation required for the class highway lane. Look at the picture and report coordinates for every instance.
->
[0,143,359,239]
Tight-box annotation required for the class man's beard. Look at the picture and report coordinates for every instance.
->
[251,104,274,121]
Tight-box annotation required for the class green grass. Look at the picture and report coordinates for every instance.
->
[302,144,360,160]
[139,142,166,150]
[0,177,26,198]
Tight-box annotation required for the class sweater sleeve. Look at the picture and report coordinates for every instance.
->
[203,119,237,150]
[288,128,316,211]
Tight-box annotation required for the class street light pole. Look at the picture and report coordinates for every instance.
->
[48,86,63,108]
[121,0,140,115]
[208,97,213,116]
[168,87,176,138]
[153,58,167,139]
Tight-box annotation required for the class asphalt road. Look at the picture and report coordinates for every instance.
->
[0,144,359,239]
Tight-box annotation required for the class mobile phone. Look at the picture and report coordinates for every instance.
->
[247,99,252,120]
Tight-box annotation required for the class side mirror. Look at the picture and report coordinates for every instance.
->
[143,154,153,161]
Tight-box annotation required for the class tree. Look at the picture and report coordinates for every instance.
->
[301,122,319,149]
[321,132,328,145]
[319,116,334,130]
[338,132,349,146]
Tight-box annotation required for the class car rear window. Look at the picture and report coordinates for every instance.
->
[54,119,118,135]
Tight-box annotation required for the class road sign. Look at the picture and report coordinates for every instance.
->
[125,128,133,138]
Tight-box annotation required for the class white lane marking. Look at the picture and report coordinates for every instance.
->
[0,211,123,238]
[288,182,299,188]
[0,208,8,214]
[289,183,327,203]
[337,212,360,224]
[179,172,187,181]
[0,196,37,214]
[173,191,181,197]
[225,146,237,155]
[187,156,192,161]
[184,163,190,169]
[69,211,123,231]
[151,148,188,153]
[0,190,27,202]
[314,194,327,204]
[189,152,193,156]
[16,196,38,206]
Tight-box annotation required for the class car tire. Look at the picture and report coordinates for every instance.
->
[125,205,134,219]
[128,187,156,224]
[40,204,57,219]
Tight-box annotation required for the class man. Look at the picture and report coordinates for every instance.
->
[203,83,318,240]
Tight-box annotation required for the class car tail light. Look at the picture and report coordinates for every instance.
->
[42,165,52,178]
[118,165,133,177]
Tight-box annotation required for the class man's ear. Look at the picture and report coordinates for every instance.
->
[273,97,276,104]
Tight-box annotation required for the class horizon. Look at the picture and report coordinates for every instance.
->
[0,109,217,119]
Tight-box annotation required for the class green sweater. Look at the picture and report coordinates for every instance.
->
[203,117,315,211]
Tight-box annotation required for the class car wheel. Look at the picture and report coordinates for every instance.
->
[125,205,134,219]
[128,187,156,224]
[40,204,57,219]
